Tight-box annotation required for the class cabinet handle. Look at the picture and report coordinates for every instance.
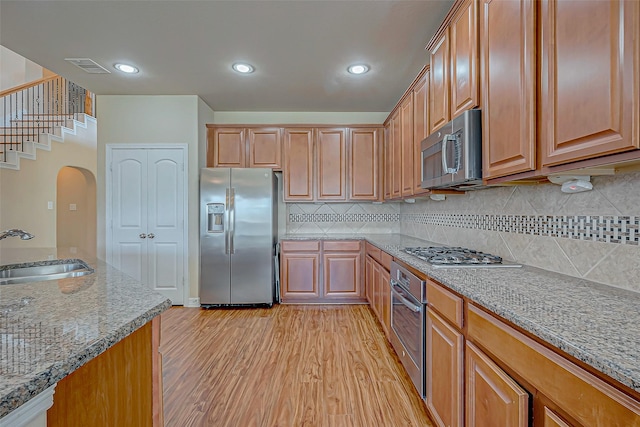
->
[147,233,155,239]
[139,233,147,239]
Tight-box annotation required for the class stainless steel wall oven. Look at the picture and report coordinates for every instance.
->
[389,261,426,398]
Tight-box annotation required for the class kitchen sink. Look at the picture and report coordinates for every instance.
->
[0,260,94,285]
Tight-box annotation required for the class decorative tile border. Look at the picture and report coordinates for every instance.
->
[401,214,639,245]
[290,213,400,223]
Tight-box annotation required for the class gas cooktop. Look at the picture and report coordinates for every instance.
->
[403,246,522,268]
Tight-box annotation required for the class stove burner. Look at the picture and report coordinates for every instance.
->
[403,246,506,266]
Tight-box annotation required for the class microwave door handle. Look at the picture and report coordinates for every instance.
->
[442,134,459,174]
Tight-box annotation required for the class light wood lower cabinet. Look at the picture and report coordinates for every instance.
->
[364,242,392,338]
[465,341,529,427]
[426,309,464,427]
[280,240,364,303]
[47,319,162,427]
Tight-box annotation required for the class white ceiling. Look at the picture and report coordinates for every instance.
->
[0,0,454,113]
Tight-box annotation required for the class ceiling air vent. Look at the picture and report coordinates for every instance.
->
[64,58,111,74]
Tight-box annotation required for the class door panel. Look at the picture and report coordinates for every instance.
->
[212,128,245,167]
[230,168,275,304]
[451,0,479,118]
[283,129,314,201]
[430,31,450,133]
[248,128,282,169]
[317,128,346,200]
[148,242,179,290]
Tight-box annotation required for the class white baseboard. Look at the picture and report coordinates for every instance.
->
[184,297,200,308]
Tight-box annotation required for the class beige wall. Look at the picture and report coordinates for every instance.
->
[96,95,215,302]
[0,45,44,91]
[0,117,97,252]
[211,111,388,125]
[56,166,96,256]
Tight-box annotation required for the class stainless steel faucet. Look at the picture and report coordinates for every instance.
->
[0,229,35,241]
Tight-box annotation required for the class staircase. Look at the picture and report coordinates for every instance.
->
[0,75,95,170]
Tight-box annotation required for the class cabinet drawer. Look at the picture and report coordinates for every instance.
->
[380,251,393,271]
[365,242,382,262]
[427,279,463,329]
[281,240,320,252]
[323,240,361,252]
[467,304,640,427]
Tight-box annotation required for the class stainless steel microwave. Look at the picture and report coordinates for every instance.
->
[421,109,482,190]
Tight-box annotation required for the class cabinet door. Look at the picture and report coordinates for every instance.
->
[391,112,402,199]
[400,95,414,197]
[380,266,391,338]
[450,0,479,118]
[283,128,314,201]
[413,72,430,195]
[210,128,246,168]
[466,341,529,427]
[248,128,282,169]
[429,31,450,133]
[317,128,347,200]
[323,251,362,299]
[539,0,639,166]
[280,252,320,301]
[384,123,393,200]
[541,406,573,427]
[426,310,464,427]
[480,0,536,179]
[365,255,374,306]
[371,260,382,319]
[349,128,380,200]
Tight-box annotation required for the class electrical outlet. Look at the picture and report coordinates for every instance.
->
[69,204,77,211]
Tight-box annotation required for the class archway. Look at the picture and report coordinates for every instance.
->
[56,166,97,256]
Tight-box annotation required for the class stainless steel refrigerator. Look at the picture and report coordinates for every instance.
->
[199,168,277,306]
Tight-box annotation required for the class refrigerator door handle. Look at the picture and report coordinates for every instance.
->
[225,188,230,254]
[229,187,236,254]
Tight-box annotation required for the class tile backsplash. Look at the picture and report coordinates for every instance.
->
[401,171,640,293]
[287,202,400,234]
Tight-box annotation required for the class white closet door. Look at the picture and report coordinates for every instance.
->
[146,148,184,304]
[109,146,186,305]
[111,149,148,284]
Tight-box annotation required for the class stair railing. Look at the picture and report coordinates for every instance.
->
[0,75,94,162]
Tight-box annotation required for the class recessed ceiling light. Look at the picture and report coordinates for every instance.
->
[347,64,369,75]
[114,63,139,74]
[232,63,255,74]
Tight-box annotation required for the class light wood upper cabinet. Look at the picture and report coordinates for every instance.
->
[248,128,282,169]
[429,32,450,134]
[209,128,245,168]
[283,128,314,201]
[466,341,529,427]
[450,0,479,118]
[413,71,430,195]
[316,128,347,201]
[391,111,402,199]
[480,0,536,179]
[539,0,639,167]
[384,123,393,200]
[429,0,479,135]
[349,128,380,201]
[400,94,415,197]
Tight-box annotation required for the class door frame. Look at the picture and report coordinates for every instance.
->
[105,143,189,305]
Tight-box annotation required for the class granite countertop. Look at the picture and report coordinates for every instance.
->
[0,248,172,419]
[281,233,640,393]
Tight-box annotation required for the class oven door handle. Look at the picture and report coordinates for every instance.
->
[390,280,422,313]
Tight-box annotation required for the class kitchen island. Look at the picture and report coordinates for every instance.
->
[0,248,171,426]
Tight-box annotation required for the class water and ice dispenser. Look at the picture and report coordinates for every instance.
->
[206,203,225,233]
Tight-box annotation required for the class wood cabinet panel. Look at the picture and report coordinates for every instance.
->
[365,255,374,306]
[391,112,402,198]
[317,128,347,200]
[426,310,464,427]
[280,252,320,300]
[401,94,415,197]
[450,0,479,118]
[466,341,529,427]
[413,71,430,195]
[480,0,536,179]
[430,32,451,134]
[323,252,362,298]
[427,279,464,329]
[248,128,282,169]
[349,128,380,200]
[210,128,245,168]
[384,123,393,200]
[380,251,393,271]
[467,304,640,427]
[539,0,639,167]
[323,240,361,252]
[380,266,391,337]
[281,240,321,252]
[542,407,573,427]
[365,241,382,264]
[283,128,314,201]
[48,322,154,427]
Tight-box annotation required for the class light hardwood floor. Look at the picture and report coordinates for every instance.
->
[161,304,434,427]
